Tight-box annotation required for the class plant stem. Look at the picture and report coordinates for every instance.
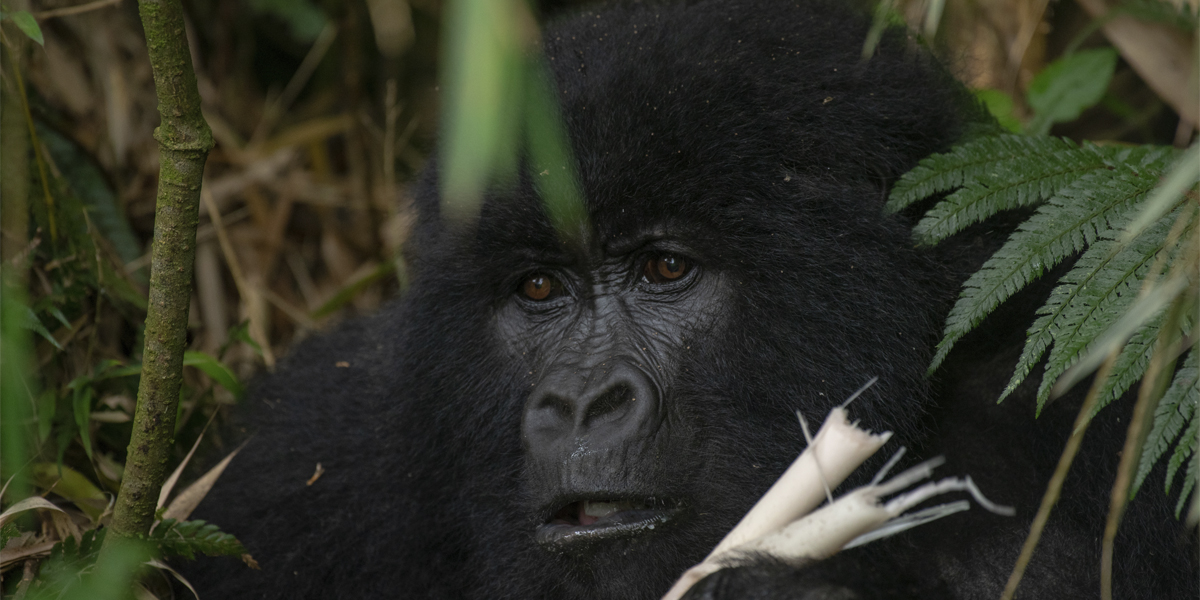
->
[104,0,212,545]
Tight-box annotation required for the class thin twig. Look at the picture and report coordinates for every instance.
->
[260,287,319,330]
[200,187,248,300]
[383,79,399,198]
[199,186,277,367]
[34,0,121,20]
[1005,0,1051,93]
[1101,214,1198,598]
[1101,312,1184,600]
[248,23,338,148]
[1000,353,1117,600]
[6,51,57,240]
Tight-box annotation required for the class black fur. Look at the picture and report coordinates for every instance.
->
[188,2,1197,598]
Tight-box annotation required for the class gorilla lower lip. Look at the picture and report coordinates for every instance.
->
[537,499,678,548]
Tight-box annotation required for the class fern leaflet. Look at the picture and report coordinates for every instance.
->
[887,135,1079,212]
[911,144,1108,245]
[1134,347,1198,497]
[929,164,1162,372]
[999,209,1177,402]
[898,132,1196,508]
[151,518,249,560]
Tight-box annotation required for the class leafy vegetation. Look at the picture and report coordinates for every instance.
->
[890,135,1196,506]
[0,517,248,600]
[886,15,1196,596]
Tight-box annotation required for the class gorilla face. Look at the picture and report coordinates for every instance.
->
[426,1,970,568]
[443,160,946,598]
[406,1,971,582]
[496,227,733,551]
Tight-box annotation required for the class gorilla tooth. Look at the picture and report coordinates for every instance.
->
[582,501,624,519]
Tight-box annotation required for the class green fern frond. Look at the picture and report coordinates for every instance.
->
[1133,347,1197,497]
[1108,144,1181,173]
[151,518,248,560]
[1086,311,1182,415]
[1032,210,1188,410]
[1035,206,1194,410]
[1173,434,1199,517]
[886,135,1080,213]
[998,206,1185,402]
[910,144,1109,245]
[901,134,1196,509]
[28,529,106,595]
[929,165,1163,372]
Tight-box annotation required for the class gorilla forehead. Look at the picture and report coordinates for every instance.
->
[446,0,966,272]
[544,0,962,225]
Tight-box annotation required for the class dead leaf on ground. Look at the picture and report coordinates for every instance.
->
[161,442,247,523]
[306,463,325,486]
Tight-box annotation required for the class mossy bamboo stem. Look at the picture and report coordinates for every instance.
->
[104,0,213,546]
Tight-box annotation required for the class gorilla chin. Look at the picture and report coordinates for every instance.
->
[187,1,1198,599]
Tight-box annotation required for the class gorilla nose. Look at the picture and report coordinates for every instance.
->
[523,364,660,450]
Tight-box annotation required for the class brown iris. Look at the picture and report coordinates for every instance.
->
[522,274,557,301]
[643,255,689,284]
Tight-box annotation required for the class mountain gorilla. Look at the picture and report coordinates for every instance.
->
[189,1,1197,598]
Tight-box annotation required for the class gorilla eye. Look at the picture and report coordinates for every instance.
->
[643,255,690,284]
[522,274,561,301]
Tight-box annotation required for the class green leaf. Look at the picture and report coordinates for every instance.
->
[1026,48,1118,135]
[10,11,44,46]
[1,273,34,501]
[34,531,149,600]
[24,307,62,349]
[247,0,327,43]
[310,262,395,320]
[999,207,1182,405]
[910,142,1108,245]
[1085,307,1191,416]
[36,388,56,443]
[105,363,145,379]
[887,135,1079,214]
[183,351,244,397]
[30,463,107,521]
[1175,439,1199,517]
[37,122,143,269]
[973,88,1022,133]
[439,0,527,221]
[223,320,263,358]
[47,306,71,329]
[524,59,589,244]
[930,161,1162,373]
[1134,348,1197,497]
[899,132,1194,509]
[1120,144,1199,244]
[152,518,248,560]
[71,385,95,459]
[98,259,150,312]
[1117,0,1199,31]
[0,522,20,548]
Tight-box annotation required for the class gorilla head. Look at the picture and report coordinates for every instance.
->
[381,1,967,593]
[185,1,1196,599]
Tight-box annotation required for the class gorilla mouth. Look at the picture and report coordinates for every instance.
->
[535,497,679,548]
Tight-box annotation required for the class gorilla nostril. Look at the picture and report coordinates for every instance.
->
[538,394,574,422]
[584,383,636,424]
